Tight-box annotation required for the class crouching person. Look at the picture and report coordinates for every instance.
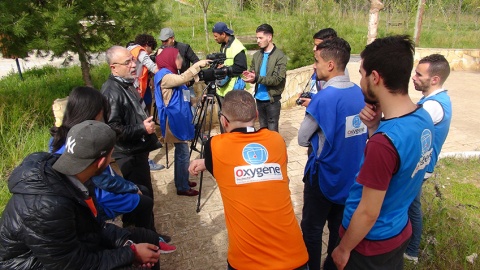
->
[0,121,160,269]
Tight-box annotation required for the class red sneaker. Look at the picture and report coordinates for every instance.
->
[159,237,176,254]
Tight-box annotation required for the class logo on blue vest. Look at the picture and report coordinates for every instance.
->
[421,129,432,154]
[242,143,268,165]
[352,115,362,128]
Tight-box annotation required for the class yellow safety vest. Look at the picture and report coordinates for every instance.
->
[218,38,246,97]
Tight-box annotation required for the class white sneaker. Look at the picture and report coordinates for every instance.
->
[404,253,419,264]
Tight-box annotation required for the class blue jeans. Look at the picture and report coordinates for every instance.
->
[301,174,344,270]
[174,143,190,192]
[406,183,423,257]
[256,98,281,132]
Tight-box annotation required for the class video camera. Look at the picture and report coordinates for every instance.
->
[198,52,233,85]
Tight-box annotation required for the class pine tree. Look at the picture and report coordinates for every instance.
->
[0,0,168,86]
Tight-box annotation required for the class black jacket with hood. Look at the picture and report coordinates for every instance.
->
[0,152,134,269]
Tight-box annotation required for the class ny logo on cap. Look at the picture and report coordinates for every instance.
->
[66,136,76,154]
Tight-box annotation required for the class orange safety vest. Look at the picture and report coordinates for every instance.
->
[130,46,149,98]
[209,128,308,270]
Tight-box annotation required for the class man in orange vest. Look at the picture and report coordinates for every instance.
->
[189,91,308,270]
[127,34,164,171]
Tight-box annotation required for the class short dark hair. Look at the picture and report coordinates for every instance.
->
[419,54,451,84]
[316,37,351,71]
[360,35,415,95]
[313,28,337,40]
[256,24,274,36]
[134,34,157,50]
[222,91,256,123]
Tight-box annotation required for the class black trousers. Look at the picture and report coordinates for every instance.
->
[116,152,156,232]
[116,152,153,200]
[344,238,410,270]
[122,185,156,231]
[301,173,344,270]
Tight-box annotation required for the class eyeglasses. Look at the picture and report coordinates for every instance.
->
[113,58,135,66]
[219,111,230,123]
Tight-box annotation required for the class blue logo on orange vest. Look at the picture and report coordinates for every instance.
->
[242,143,268,165]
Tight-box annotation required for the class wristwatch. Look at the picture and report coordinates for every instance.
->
[123,240,134,247]
[124,240,137,255]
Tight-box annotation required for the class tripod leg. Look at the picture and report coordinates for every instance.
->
[196,97,216,213]
[190,95,209,157]
[165,143,169,169]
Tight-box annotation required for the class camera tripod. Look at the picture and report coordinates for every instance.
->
[189,81,223,213]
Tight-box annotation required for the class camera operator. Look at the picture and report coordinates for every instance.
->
[154,47,210,196]
[242,24,287,132]
[212,22,248,102]
[189,90,308,270]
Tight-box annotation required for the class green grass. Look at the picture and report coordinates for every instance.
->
[405,158,480,270]
[0,64,111,210]
[158,0,479,70]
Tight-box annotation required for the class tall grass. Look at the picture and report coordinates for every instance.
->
[160,0,479,70]
[405,158,480,270]
[0,64,110,211]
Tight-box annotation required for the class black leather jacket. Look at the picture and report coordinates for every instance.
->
[101,75,160,158]
[0,153,133,269]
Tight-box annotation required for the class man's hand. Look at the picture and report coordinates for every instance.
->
[133,243,160,266]
[143,116,155,134]
[359,103,381,136]
[242,70,255,83]
[189,159,206,175]
[332,245,350,270]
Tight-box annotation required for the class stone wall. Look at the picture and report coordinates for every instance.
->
[280,66,313,109]
[415,48,480,71]
[281,48,480,109]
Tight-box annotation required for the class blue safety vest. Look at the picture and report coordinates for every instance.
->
[342,107,434,240]
[305,84,367,204]
[154,68,195,141]
[417,90,452,173]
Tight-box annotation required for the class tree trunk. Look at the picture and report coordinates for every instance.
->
[413,0,426,46]
[74,34,93,87]
[203,12,209,52]
[199,0,211,52]
[367,0,384,45]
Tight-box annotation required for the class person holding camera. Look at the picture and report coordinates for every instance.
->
[242,24,287,132]
[298,38,367,270]
[189,90,308,270]
[212,22,248,101]
[154,47,211,196]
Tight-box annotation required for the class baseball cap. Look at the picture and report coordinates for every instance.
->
[53,120,116,176]
[212,22,234,35]
[159,28,174,41]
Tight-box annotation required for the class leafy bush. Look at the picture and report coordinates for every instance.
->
[0,64,110,211]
